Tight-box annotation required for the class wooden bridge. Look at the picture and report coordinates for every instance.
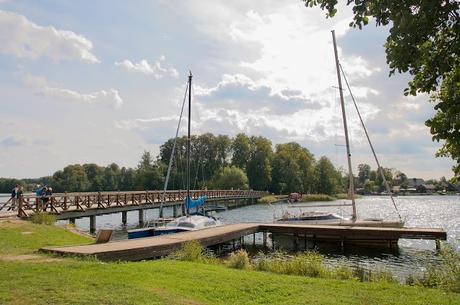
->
[0,189,267,231]
[41,223,447,261]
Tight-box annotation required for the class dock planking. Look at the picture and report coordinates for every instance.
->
[41,223,447,261]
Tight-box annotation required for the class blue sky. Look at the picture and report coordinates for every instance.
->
[0,0,454,179]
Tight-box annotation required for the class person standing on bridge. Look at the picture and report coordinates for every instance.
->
[9,184,19,210]
[16,185,23,210]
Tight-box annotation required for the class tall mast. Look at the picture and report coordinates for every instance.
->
[332,30,357,221]
[186,71,192,216]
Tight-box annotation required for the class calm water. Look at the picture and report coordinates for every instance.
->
[2,194,459,279]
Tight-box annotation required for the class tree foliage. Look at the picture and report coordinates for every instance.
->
[303,0,460,179]
[213,166,249,190]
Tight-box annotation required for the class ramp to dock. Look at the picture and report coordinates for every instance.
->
[41,223,447,261]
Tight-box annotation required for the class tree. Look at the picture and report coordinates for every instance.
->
[247,136,273,190]
[270,142,315,194]
[304,0,460,179]
[51,164,89,192]
[357,163,371,186]
[375,167,394,191]
[231,133,251,170]
[213,166,249,190]
[134,151,165,190]
[314,156,341,195]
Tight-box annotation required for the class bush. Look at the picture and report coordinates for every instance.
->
[227,249,250,269]
[258,195,286,204]
[30,212,56,225]
[171,240,215,263]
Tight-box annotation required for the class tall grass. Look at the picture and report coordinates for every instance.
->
[258,195,286,204]
[408,245,460,292]
[170,240,216,263]
[30,212,56,225]
[227,249,250,269]
[302,194,335,202]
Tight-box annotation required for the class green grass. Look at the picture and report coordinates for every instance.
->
[0,220,459,305]
[0,220,93,255]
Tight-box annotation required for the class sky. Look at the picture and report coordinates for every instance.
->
[0,0,454,180]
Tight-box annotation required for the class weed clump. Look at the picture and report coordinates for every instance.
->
[227,249,250,269]
[171,240,215,263]
[409,245,460,292]
[31,212,56,225]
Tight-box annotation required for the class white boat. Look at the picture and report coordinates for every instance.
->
[128,72,222,239]
[276,30,403,229]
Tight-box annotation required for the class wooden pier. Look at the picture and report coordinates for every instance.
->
[41,223,447,261]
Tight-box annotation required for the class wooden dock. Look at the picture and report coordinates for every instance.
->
[41,223,447,261]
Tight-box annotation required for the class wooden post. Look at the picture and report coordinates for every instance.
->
[122,211,127,225]
[139,209,144,226]
[69,218,76,225]
[436,240,441,251]
[89,215,96,234]
[263,231,267,248]
[173,204,177,217]
[294,233,298,252]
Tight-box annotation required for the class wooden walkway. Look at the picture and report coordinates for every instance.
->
[41,223,447,261]
[0,189,267,219]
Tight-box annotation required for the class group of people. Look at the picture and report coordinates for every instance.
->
[9,184,24,210]
[36,186,53,211]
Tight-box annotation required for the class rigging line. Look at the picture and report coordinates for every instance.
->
[339,63,402,221]
[158,80,189,219]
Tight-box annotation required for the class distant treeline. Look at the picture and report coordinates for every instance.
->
[1,132,427,195]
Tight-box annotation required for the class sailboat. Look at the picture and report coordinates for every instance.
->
[277,30,404,228]
[128,72,222,239]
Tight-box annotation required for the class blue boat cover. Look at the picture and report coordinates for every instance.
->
[185,195,207,210]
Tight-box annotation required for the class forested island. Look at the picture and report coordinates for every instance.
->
[1,133,455,195]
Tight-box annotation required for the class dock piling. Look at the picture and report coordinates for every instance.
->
[89,215,96,234]
[122,211,127,225]
[138,209,144,226]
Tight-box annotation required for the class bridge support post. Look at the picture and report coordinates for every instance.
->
[69,218,76,225]
[139,209,144,226]
[436,240,441,251]
[263,231,267,248]
[122,211,127,225]
[89,216,96,234]
[173,204,177,217]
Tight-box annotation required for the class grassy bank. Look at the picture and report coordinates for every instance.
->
[0,220,458,305]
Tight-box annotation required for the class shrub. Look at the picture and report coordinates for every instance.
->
[30,212,56,225]
[227,249,250,269]
[171,240,215,263]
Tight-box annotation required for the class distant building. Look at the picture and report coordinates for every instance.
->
[408,178,425,188]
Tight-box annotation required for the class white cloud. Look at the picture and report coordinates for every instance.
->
[22,72,122,108]
[0,10,99,63]
[115,55,179,78]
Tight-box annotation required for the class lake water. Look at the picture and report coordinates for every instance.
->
[2,194,459,280]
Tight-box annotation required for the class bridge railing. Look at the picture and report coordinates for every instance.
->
[1,189,268,217]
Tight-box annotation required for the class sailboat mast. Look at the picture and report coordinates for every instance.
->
[186,71,192,216]
[331,30,357,221]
